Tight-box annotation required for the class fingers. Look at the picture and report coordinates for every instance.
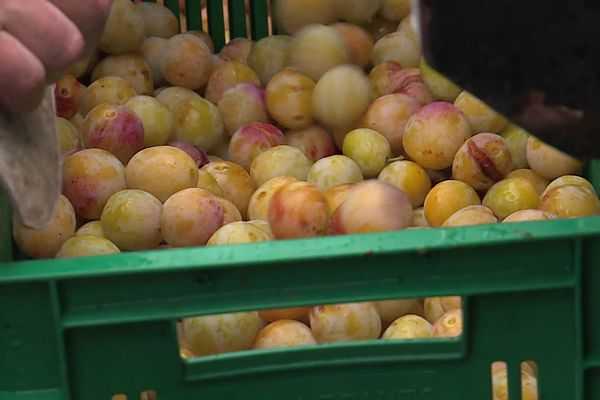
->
[0,0,84,82]
[0,31,46,113]
[51,0,112,57]
[0,0,112,111]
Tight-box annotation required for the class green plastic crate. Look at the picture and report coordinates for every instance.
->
[2,1,600,399]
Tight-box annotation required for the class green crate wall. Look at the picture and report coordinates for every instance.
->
[1,1,600,399]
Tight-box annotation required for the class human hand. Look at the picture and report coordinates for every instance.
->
[0,0,111,113]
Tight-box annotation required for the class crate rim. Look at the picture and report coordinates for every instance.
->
[1,216,599,284]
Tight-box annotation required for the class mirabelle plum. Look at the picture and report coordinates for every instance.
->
[266,69,315,130]
[248,35,292,85]
[274,0,337,35]
[250,145,313,186]
[378,160,431,208]
[542,175,596,197]
[205,62,260,104]
[360,94,419,155]
[13,195,76,259]
[160,34,213,90]
[442,205,498,227]
[182,312,263,356]
[424,297,462,323]
[331,23,374,69]
[452,133,513,191]
[101,190,163,251]
[502,209,556,223]
[219,38,254,64]
[80,77,137,117]
[62,149,127,220]
[161,188,224,247]
[500,124,530,169]
[217,197,243,225]
[268,181,329,239]
[207,221,274,246]
[228,123,285,171]
[312,65,373,129]
[138,2,179,38]
[411,207,429,228]
[253,320,317,349]
[526,136,582,179]
[92,54,154,95]
[330,180,412,234]
[285,125,337,163]
[482,178,540,220]
[289,24,349,81]
[172,96,224,153]
[431,309,463,338]
[368,61,404,98]
[81,104,144,164]
[423,180,481,227]
[382,315,432,339]
[168,141,209,168]
[126,146,199,203]
[56,117,80,156]
[202,161,256,219]
[323,183,357,216]
[75,220,104,237]
[100,0,145,54]
[56,235,120,258]
[155,86,200,112]
[125,95,173,147]
[54,75,86,119]
[403,102,471,170]
[538,185,600,218]
[307,155,364,192]
[248,176,298,221]
[372,31,420,68]
[309,302,381,343]
[343,128,391,178]
[506,169,549,195]
[218,83,269,137]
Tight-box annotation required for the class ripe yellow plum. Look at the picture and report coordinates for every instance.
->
[56,235,120,258]
[161,188,224,247]
[62,149,127,220]
[285,125,337,163]
[253,320,317,349]
[442,205,498,227]
[126,146,199,203]
[250,145,313,186]
[330,180,412,234]
[452,133,513,191]
[202,161,257,219]
[382,315,432,339]
[378,160,431,208]
[182,312,263,356]
[248,176,298,221]
[13,195,76,259]
[268,181,329,239]
[423,180,481,227]
[309,302,381,343]
[482,178,540,220]
[289,24,349,81]
[100,190,163,251]
[403,102,471,170]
